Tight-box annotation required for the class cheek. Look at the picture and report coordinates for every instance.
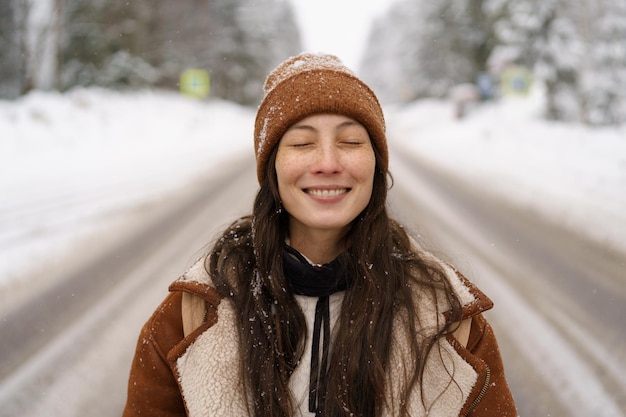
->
[276,147,311,173]
[353,152,376,183]
[275,152,300,192]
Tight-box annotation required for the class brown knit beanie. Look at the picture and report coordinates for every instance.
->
[254,52,387,184]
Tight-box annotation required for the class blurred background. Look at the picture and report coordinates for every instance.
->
[2,0,625,124]
[1,1,625,416]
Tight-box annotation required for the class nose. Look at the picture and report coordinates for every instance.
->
[313,143,342,174]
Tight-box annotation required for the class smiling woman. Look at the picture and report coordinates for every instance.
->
[122,52,517,417]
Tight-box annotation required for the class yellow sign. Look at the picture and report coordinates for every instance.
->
[180,69,210,99]
[501,66,533,96]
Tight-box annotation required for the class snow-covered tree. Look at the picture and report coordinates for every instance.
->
[59,0,161,89]
[494,0,626,125]
[0,0,59,97]
[360,0,504,102]
[363,0,626,125]
[0,0,28,98]
[16,0,300,104]
[359,1,420,103]
[202,0,301,105]
[234,0,302,104]
[577,0,626,125]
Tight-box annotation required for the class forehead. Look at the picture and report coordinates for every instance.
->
[286,113,366,132]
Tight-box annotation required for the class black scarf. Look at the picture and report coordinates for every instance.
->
[283,245,348,416]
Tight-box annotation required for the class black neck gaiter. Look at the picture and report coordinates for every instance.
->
[282,245,348,416]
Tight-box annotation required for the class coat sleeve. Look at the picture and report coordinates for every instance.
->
[122,292,187,417]
[464,314,518,417]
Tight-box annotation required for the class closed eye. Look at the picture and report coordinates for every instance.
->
[292,142,313,148]
[341,140,366,146]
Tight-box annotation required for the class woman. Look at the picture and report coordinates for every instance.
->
[122,53,517,417]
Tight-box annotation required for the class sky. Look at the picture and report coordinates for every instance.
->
[289,0,393,70]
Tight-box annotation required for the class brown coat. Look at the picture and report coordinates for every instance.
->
[122,258,517,417]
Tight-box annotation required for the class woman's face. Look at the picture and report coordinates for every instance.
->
[275,113,376,241]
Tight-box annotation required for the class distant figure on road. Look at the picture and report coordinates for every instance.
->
[122,53,517,417]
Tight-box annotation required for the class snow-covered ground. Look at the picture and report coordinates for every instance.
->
[388,85,626,254]
[1,86,625,293]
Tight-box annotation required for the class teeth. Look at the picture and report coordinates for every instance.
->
[308,189,347,198]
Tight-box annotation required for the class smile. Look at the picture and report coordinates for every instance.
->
[306,188,348,198]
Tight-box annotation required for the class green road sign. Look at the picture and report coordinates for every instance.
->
[180,69,210,99]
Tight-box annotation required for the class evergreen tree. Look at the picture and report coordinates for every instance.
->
[205,0,301,104]
[0,0,27,98]
[56,0,301,104]
[59,0,159,89]
[494,0,626,125]
[363,0,625,125]
[0,0,42,98]
[494,0,580,120]
[578,0,626,125]
[359,1,419,103]
[360,0,503,102]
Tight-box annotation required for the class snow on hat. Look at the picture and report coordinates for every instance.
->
[254,52,387,184]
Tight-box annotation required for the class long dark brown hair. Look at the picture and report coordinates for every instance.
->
[207,144,463,416]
